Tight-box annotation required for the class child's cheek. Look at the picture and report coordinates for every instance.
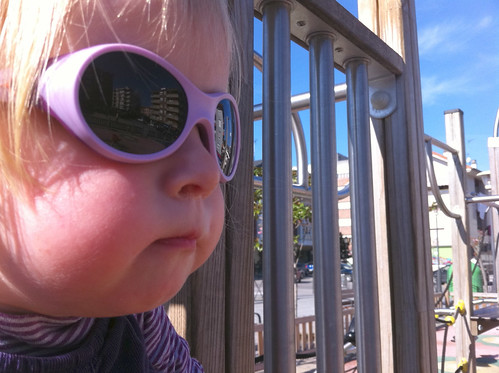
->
[191,189,225,273]
[4,168,226,315]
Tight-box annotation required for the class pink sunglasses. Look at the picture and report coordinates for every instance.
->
[37,43,240,182]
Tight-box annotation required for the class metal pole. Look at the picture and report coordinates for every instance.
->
[308,32,344,373]
[435,209,442,293]
[345,57,382,373]
[466,195,499,205]
[253,84,348,121]
[260,1,295,372]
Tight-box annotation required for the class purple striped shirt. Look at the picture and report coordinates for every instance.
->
[0,306,203,372]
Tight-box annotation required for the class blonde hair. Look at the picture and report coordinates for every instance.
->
[0,0,238,193]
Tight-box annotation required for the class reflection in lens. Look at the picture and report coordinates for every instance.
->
[215,99,237,177]
[79,51,188,155]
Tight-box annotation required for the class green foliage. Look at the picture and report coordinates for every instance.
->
[253,166,312,253]
[292,197,311,245]
[253,167,264,251]
[253,187,263,251]
[253,166,351,263]
[253,188,263,219]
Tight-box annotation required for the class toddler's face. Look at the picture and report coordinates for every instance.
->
[0,1,229,316]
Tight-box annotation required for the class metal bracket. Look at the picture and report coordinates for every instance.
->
[369,75,397,119]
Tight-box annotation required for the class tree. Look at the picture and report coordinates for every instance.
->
[253,167,263,252]
[253,166,312,260]
[253,166,312,262]
[292,196,312,264]
[253,166,348,263]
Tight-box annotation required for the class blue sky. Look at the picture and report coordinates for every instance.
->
[253,0,499,172]
[415,0,499,171]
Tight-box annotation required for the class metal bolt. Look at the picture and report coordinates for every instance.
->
[370,90,391,110]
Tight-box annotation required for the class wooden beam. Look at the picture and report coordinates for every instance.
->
[371,117,393,373]
[445,109,476,373]
[488,136,499,301]
[471,304,499,335]
[225,0,256,371]
[167,1,255,372]
[358,0,438,372]
[254,0,404,79]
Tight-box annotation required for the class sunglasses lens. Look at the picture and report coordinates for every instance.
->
[215,99,238,177]
[79,51,188,155]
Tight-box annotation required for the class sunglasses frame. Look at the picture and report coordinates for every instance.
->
[36,43,240,182]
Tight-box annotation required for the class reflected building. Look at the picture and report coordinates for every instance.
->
[150,88,183,128]
[112,87,141,116]
[112,87,132,112]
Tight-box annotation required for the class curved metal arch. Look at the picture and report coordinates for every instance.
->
[425,139,461,219]
[338,183,350,200]
[254,51,263,72]
[291,112,309,188]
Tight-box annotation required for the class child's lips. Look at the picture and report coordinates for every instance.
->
[153,232,200,251]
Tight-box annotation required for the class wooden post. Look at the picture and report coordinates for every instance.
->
[445,109,475,373]
[358,0,438,372]
[488,136,499,300]
[167,1,255,372]
[370,117,393,373]
[225,1,255,371]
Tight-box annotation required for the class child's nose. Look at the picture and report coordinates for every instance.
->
[163,127,220,199]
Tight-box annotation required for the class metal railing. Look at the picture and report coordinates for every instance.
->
[253,0,404,372]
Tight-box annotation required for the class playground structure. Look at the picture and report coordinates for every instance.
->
[165,1,499,372]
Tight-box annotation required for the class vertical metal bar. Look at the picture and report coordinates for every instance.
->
[345,58,382,373]
[260,1,295,372]
[308,32,344,373]
[445,109,476,373]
